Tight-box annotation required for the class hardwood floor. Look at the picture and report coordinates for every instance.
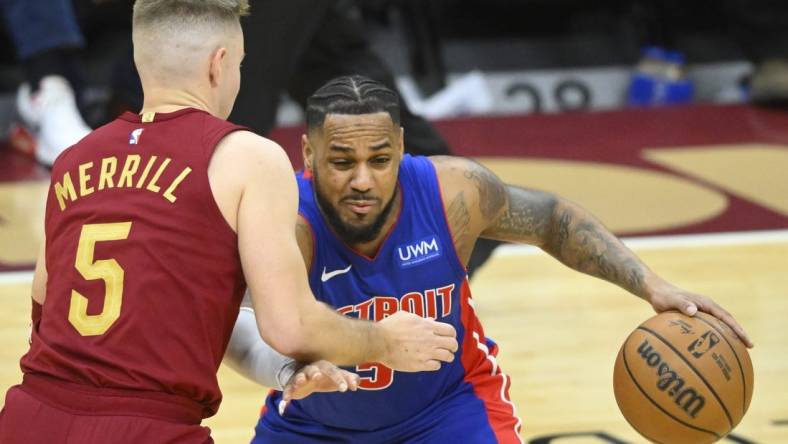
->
[2,235,785,443]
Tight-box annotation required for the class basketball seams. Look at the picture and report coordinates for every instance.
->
[693,314,749,416]
[637,326,734,432]
[621,336,722,440]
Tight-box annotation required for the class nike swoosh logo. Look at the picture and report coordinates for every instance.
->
[321,265,352,282]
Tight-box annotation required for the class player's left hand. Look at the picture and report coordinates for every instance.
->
[646,280,753,348]
[278,361,360,415]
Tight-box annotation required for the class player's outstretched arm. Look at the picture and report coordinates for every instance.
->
[432,155,752,348]
[224,306,358,402]
[215,132,458,368]
[224,306,299,390]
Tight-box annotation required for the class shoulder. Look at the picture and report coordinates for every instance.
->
[211,131,294,185]
[50,145,78,170]
[214,131,288,166]
[208,131,297,231]
[429,156,483,222]
[418,155,469,203]
[427,156,507,264]
[429,155,475,181]
[52,120,118,166]
[430,155,498,186]
[429,155,507,219]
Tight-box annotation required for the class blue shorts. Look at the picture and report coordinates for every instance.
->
[251,387,522,444]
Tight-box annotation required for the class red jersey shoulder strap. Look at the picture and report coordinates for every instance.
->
[200,113,249,162]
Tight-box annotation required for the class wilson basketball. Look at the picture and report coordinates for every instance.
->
[613,311,753,444]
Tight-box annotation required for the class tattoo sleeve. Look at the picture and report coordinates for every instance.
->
[438,157,510,264]
[446,191,471,247]
[463,161,508,221]
[484,185,648,297]
[484,186,555,245]
[542,201,647,297]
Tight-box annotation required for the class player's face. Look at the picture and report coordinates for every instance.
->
[305,112,404,245]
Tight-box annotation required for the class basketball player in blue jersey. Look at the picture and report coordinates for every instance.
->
[225,75,753,444]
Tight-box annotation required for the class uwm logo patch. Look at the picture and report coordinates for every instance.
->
[396,235,442,268]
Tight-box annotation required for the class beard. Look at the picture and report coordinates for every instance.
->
[312,169,398,245]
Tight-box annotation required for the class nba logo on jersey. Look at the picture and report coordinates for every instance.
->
[129,128,144,145]
[396,235,442,268]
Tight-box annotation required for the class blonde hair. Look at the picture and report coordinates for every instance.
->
[133,0,249,30]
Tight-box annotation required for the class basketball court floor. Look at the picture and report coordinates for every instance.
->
[0,103,786,443]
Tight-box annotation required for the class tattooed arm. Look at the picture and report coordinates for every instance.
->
[432,155,753,347]
[434,155,504,265]
[433,155,649,296]
[491,188,649,296]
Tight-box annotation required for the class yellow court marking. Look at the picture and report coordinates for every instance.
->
[1,150,781,266]
[0,180,47,264]
[478,157,729,235]
[2,239,785,443]
[644,144,788,217]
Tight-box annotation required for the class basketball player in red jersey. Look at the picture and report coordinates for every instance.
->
[0,2,457,443]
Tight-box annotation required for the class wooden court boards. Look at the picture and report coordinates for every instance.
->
[1,232,786,443]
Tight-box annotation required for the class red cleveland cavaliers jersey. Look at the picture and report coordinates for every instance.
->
[21,108,247,419]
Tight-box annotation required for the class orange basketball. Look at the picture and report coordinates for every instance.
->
[613,311,753,444]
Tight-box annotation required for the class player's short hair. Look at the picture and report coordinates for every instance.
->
[306,75,401,131]
[133,0,249,30]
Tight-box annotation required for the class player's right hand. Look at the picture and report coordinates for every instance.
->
[279,360,360,415]
[377,311,458,372]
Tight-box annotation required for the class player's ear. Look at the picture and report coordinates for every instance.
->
[208,47,227,88]
[301,134,313,171]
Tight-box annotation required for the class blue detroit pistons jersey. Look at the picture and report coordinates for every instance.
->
[261,155,521,438]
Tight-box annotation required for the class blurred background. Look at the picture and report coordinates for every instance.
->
[1,0,787,151]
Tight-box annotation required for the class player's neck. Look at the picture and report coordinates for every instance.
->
[140,87,215,117]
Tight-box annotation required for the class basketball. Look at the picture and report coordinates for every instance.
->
[613,311,754,444]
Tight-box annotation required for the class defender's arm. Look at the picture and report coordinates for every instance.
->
[215,132,458,368]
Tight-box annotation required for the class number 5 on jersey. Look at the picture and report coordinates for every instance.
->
[357,362,394,390]
[68,222,132,336]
